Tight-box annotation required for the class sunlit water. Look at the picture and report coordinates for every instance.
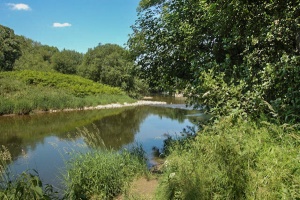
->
[0,97,207,191]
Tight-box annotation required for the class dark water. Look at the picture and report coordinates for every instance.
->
[0,98,206,190]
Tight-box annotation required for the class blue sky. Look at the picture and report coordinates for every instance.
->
[0,0,140,53]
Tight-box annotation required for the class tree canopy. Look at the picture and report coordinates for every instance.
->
[13,36,59,71]
[52,49,83,74]
[129,0,300,121]
[0,25,21,71]
[78,43,148,98]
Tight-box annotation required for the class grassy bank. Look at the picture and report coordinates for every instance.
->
[156,117,300,199]
[0,70,135,115]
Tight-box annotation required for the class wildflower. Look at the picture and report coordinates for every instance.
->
[169,172,176,179]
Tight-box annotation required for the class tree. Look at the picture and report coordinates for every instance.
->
[0,25,21,71]
[129,0,300,121]
[14,36,59,71]
[52,49,83,74]
[78,43,148,98]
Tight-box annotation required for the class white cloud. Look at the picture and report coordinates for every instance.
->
[53,22,72,28]
[7,3,31,11]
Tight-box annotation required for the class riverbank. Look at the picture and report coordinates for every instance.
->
[49,100,167,113]
[0,70,138,116]
[1,100,167,117]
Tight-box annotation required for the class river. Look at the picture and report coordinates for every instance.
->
[0,97,207,191]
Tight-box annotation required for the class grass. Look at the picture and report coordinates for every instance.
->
[155,116,300,199]
[0,70,135,115]
[63,145,148,200]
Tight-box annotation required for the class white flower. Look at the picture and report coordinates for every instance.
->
[164,160,169,167]
[169,172,176,179]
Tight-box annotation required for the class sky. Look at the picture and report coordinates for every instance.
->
[0,0,141,53]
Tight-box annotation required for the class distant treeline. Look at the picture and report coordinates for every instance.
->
[0,24,148,98]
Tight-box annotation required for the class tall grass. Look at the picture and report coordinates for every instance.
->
[63,146,148,199]
[156,117,300,199]
[55,126,148,199]
[63,150,145,199]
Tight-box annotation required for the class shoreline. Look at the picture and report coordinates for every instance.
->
[1,100,167,117]
[49,100,167,113]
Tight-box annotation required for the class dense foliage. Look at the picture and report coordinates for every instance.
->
[5,70,124,96]
[78,43,148,98]
[0,25,21,71]
[13,36,59,72]
[51,49,83,74]
[128,1,300,199]
[129,0,300,121]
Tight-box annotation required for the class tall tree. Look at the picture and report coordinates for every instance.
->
[0,25,21,71]
[129,0,300,121]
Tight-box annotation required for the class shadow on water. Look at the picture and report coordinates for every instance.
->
[0,102,208,189]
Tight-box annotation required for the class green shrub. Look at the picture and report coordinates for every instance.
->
[0,171,60,200]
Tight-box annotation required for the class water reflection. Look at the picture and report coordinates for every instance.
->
[0,104,206,188]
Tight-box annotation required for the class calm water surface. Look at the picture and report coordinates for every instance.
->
[0,98,206,190]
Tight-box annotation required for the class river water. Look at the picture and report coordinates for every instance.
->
[0,97,207,191]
